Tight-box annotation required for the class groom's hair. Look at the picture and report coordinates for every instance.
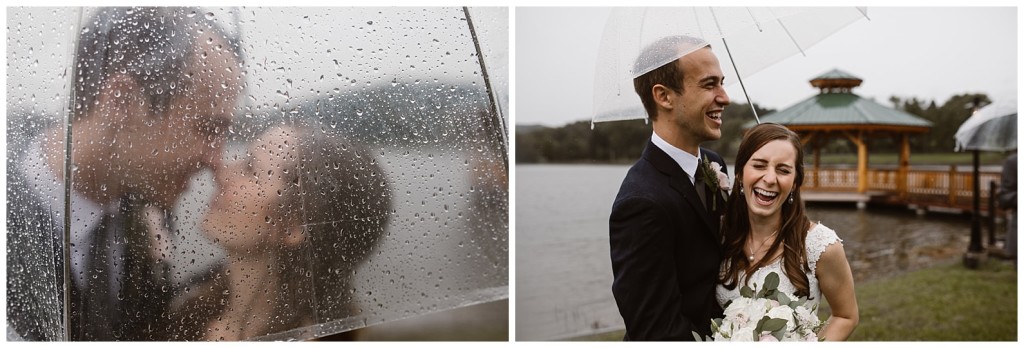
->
[719,123,814,298]
[632,35,710,121]
[73,7,241,120]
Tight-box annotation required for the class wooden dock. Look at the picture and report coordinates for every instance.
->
[801,191,877,209]
[802,166,1004,215]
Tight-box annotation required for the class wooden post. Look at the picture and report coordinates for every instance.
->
[799,132,819,190]
[857,132,868,194]
[949,165,957,206]
[841,131,868,194]
[898,134,910,200]
[814,142,821,189]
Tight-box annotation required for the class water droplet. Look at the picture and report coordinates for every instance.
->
[205,12,215,20]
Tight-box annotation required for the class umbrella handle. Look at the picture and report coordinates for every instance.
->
[720,36,760,124]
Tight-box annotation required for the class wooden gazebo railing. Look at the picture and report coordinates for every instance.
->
[805,166,1002,211]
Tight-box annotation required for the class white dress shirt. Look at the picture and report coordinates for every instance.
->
[651,131,703,185]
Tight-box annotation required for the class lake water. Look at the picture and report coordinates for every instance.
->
[515,164,974,341]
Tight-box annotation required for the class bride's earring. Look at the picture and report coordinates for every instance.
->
[788,192,794,204]
[739,183,744,194]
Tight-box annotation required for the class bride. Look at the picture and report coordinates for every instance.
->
[169,122,392,340]
[716,123,858,341]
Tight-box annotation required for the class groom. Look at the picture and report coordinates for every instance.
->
[609,35,731,340]
[7,8,242,340]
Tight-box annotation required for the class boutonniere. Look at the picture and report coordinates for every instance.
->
[701,154,731,211]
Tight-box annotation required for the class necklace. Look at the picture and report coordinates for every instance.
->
[748,230,779,261]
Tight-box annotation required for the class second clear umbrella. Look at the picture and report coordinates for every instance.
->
[955,99,1018,152]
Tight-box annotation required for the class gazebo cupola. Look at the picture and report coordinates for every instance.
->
[810,69,863,94]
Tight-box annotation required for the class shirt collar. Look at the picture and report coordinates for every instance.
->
[651,131,702,184]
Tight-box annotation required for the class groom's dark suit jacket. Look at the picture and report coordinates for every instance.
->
[7,148,173,341]
[610,140,726,341]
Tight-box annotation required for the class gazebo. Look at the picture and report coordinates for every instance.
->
[751,69,933,196]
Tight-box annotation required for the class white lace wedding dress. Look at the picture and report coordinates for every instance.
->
[716,223,842,309]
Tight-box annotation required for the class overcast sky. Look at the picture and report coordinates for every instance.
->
[515,6,1018,127]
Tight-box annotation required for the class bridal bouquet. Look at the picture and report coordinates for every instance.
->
[698,272,824,341]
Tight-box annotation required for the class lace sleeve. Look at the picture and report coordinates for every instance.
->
[806,223,842,275]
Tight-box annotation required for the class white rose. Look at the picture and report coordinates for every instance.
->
[732,325,756,342]
[766,305,796,331]
[794,305,820,327]
[726,299,762,328]
[723,297,752,322]
[734,317,751,328]
[740,298,770,322]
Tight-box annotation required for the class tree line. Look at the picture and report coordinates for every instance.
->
[516,93,991,164]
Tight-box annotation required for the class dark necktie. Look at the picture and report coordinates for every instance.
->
[694,160,709,212]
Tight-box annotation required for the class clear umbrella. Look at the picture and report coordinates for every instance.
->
[954,98,1017,269]
[592,7,869,125]
[6,6,507,341]
[955,99,1018,152]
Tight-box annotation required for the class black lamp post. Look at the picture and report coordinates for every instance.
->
[963,96,986,269]
[963,149,985,269]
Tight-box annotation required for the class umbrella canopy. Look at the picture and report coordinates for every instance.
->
[955,99,1018,152]
[592,7,868,124]
[6,6,508,341]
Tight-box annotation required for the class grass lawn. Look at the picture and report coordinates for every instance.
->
[845,259,1017,341]
[575,259,1017,341]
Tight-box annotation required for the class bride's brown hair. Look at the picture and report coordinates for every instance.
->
[718,123,813,298]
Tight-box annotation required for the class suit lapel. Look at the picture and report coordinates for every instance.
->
[641,141,715,231]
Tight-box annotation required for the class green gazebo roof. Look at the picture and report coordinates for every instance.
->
[749,93,933,130]
[746,69,932,132]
